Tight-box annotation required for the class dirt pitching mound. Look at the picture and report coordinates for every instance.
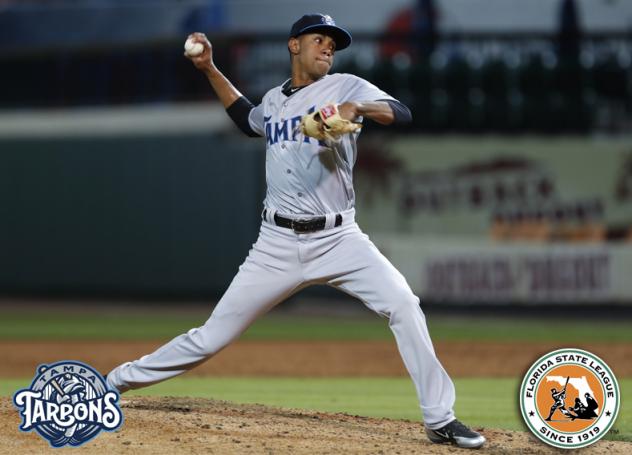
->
[2,396,630,454]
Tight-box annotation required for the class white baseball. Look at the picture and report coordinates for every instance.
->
[184,38,204,57]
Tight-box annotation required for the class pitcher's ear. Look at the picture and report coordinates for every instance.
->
[288,37,300,55]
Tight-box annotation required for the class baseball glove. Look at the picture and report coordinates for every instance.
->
[299,103,361,142]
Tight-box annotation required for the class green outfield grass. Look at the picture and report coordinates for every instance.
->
[1,310,631,342]
[2,377,630,442]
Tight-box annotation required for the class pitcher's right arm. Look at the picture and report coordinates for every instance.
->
[185,33,262,137]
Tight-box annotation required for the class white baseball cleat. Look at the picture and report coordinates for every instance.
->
[425,419,486,449]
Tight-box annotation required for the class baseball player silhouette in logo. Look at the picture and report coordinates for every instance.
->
[545,386,572,421]
[105,13,485,449]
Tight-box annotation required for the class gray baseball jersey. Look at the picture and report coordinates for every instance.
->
[248,73,395,215]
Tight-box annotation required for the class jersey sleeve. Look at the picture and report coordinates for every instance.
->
[248,102,266,137]
[340,74,396,103]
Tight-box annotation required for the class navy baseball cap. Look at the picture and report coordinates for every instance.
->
[289,14,352,51]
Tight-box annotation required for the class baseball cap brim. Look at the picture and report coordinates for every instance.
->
[291,24,352,51]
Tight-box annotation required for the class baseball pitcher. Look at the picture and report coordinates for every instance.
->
[106,13,485,449]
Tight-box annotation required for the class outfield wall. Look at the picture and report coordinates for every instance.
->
[354,136,632,237]
[357,135,632,303]
[0,132,264,297]
[370,235,632,303]
[2,109,632,302]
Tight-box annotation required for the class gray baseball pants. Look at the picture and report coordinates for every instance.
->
[106,209,456,429]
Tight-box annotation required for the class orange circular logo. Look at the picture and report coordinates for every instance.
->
[520,348,619,449]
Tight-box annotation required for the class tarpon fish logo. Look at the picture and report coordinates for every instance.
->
[13,361,123,448]
[520,348,619,449]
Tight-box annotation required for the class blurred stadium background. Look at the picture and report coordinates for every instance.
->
[1,0,631,305]
[1,0,632,444]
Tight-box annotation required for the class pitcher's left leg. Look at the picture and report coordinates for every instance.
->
[310,227,455,428]
[316,227,485,448]
[337,266,455,427]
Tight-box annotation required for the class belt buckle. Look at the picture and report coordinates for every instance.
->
[291,218,311,233]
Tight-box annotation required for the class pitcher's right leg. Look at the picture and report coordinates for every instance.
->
[107,224,304,392]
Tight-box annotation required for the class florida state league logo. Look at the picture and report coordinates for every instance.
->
[13,361,123,447]
[520,348,619,449]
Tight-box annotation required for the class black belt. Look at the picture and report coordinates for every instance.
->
[263,209,342,233]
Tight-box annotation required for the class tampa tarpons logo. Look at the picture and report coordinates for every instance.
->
[12,360,123,448]
[520,348,619,449]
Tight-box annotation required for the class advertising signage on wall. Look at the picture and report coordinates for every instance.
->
[355,136,632,241]
[370,235,632,302]
[355,136,632,302]
[424,250,610,301]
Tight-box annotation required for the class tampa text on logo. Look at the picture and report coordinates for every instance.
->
[13,360,123,448]
[520,348,620,449]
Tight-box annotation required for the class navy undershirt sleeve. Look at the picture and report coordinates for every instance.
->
[226,96,261,137]
[381,99,413,124]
